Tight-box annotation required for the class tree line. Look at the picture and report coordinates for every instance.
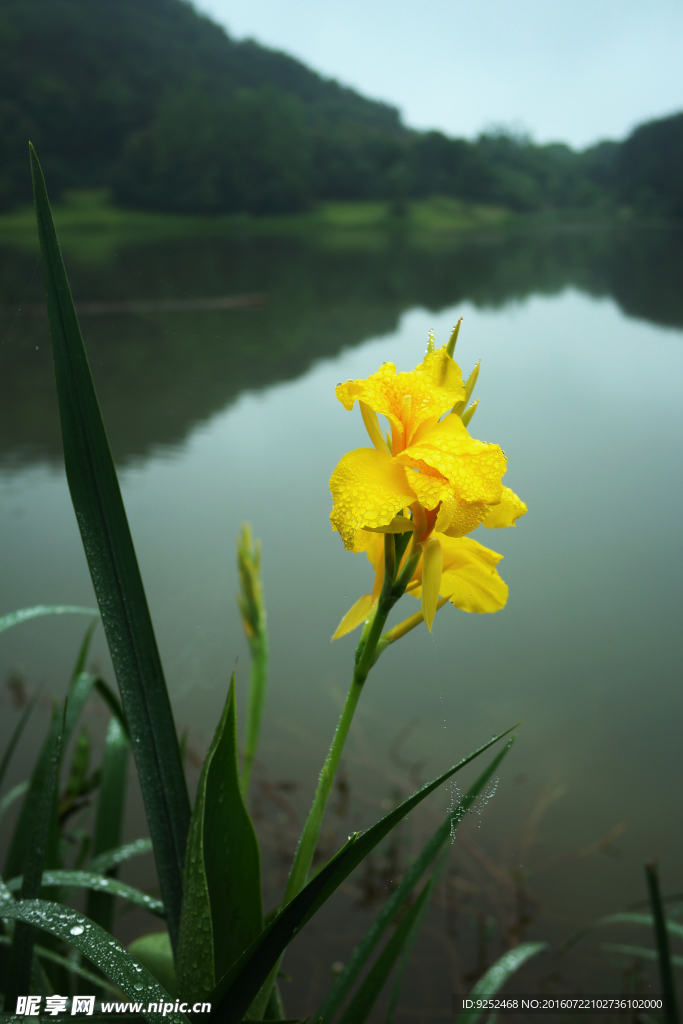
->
[0,0,681,218]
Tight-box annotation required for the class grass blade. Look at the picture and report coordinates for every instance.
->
[0,604,98,636]
[90,838,153,874]
[0,781,29,826]
[93,677,131,742]
[0,899,188,1024]
[4,705,60,880]
[86,716,131,933]
[4,711,63,1007]
[5,871,163,917]
[337,878,435,1024]
[0,696,38,793]
[384,854,447,1024]
[29,144,190,948]
[558,912,683,957]
[317,740,513,1023]
[0,935,120,993]
[208,726,516,1024]
[646,862,680,1024]
[176,675,262,1003]
[461,942,549,1023]
[600,942,683,968]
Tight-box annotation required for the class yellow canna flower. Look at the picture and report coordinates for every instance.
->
[329,335,527,636]
[331,531,509,639]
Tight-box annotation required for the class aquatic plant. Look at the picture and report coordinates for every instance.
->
[0,147,537,1022]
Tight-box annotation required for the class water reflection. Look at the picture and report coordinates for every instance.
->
[1,224,681,467]
[1,223,682,1013]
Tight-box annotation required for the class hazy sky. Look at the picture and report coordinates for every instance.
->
[194,0,683,149]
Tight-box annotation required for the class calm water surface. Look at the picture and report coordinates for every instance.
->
[1,224,682,1017]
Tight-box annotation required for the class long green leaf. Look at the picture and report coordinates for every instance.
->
[93,677,131,742]
[0,899,188,1024]
[601,943,683,969]
[460,942,549,1023]
[0,934,120,993]
[4,713,63,1006]
[338,878,436,1024]
[176,675,262,1003]
[0,696,38,793]
[559,912,683,956]
[4,705,60,879]
[5,669,100,879]
[90,838,153,874]
[87,716,131,933]
[30,144,190,949]
[316,740,513,1023]
[5,871,163,917]
[0,604,98,635]
[0,782,29,826]
[646,862,680,1024]
[208,726,516,1024]
[384,856,447,1024]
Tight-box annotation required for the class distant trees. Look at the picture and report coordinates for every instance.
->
[0,0,681,218]
[615,112,683,218]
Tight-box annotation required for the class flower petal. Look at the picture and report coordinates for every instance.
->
[482,486,528,528]
[332,593,375,640]
[335,347,465,451]
[330,448,416,550]
[399,414,506,506]
[406,536,508,614]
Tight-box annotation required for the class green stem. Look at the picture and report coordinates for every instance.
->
[240,632,268,797]
[249,535,421,1018]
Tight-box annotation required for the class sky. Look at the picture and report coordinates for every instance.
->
[194,0,683,150]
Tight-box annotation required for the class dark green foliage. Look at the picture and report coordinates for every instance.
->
[616,112,683,218]
[2,0,679,216]
[30,145,191,950]
[176,676,262,1003]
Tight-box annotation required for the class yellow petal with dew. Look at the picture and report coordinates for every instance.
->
[421,538,443,633]
[335,347,465,452]
[408,536,507,614]
[363,516,417,534]
[399,413,505,506]
[332,594,376,640]
[360,401,390,454]
[481,486,527,528]
[435,496,490,538]
[330,447,416,550]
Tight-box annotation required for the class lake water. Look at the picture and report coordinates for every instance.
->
[1,222,682,1019]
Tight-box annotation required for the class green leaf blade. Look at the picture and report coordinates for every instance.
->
[0,899,187,1024]
[4,714,63,1006]
[176,676,263,1003]
[208,726,516,1024]
[86,716,131,933]
[0,605,98,636]
[461,942,549,1023]
[338,877,435,1024]
[316,740,513,1023]
[29,144,190,949]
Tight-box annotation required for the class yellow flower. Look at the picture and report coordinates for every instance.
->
[329,338,527,635]
[332,531,509,639]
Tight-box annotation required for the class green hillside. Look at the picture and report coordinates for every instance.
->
[0,0,681,217]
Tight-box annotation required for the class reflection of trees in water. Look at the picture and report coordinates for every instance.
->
[0,224,681,466]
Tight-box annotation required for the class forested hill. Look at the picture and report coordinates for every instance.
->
[1,0,681,218]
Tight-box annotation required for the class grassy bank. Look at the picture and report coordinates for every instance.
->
[0,191,517,261]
